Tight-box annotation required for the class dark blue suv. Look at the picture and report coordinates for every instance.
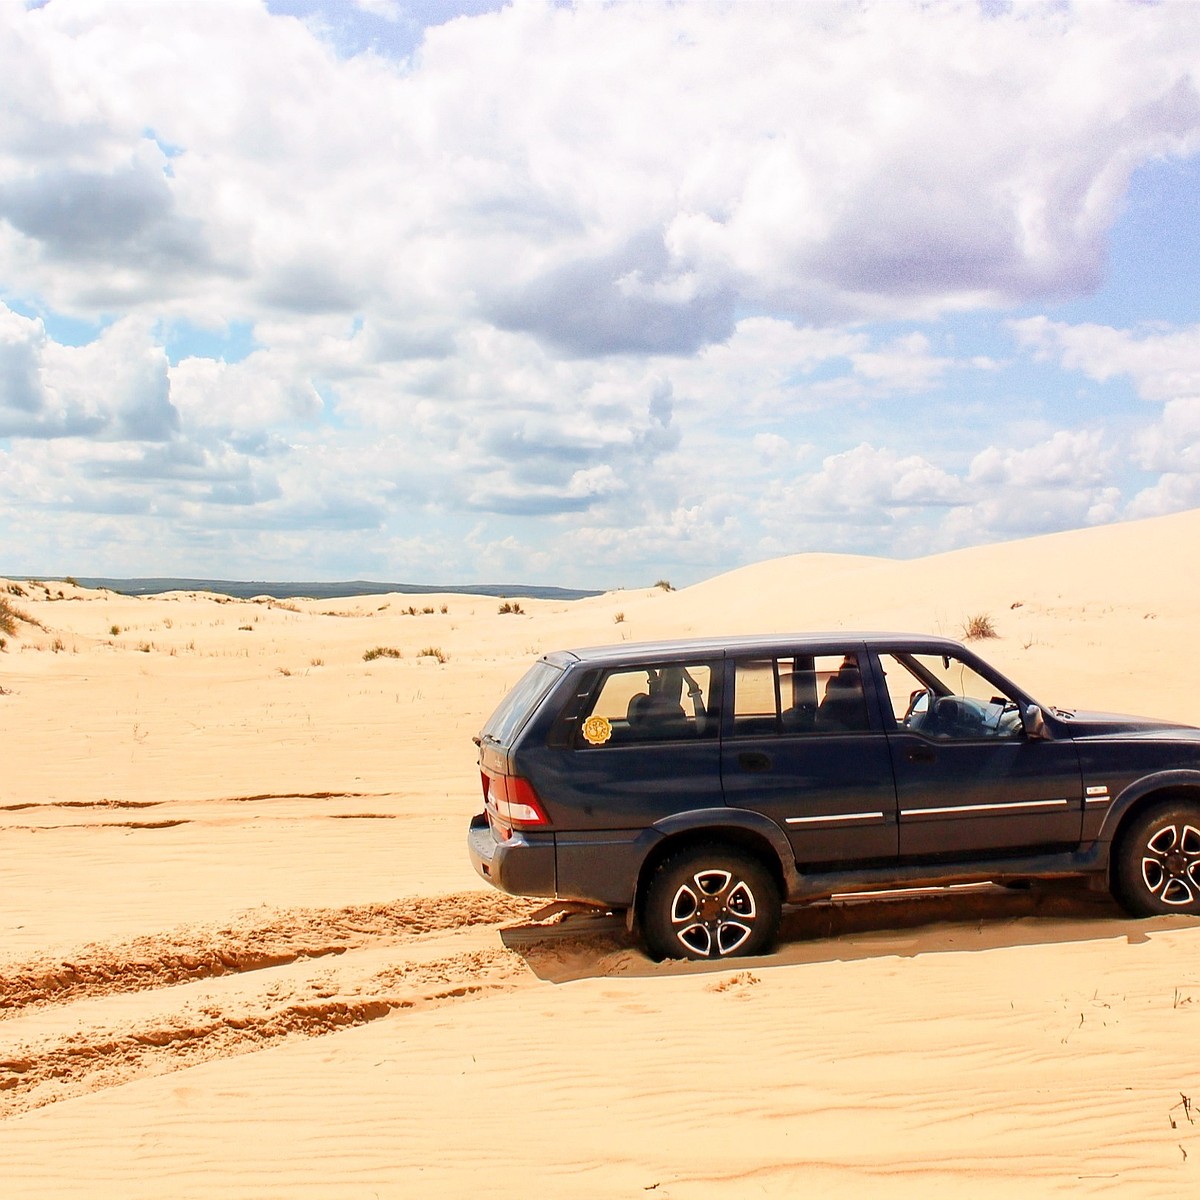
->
[467,633,1200,959]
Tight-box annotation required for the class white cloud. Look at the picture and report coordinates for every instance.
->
[565,499,746,579]
[170,353,323,437]
[763,443,966,519]
[968,428,1115,489]
[1128,472,1200,519]
[845,333,952,391]
[352,0,402,19]
[1011,317,1200,402]
[748,426,1128,560]
[1133,397,1200,473]
[0,305,178,440]
[3,1,1199,336]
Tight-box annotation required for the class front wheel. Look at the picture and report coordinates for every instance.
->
[1113,801,1200,916]
[641,845,781,960]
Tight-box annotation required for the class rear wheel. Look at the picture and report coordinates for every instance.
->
[1113,801,1200,916]
[642,844,781,961]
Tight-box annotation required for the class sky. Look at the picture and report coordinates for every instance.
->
[2,0,1200,589]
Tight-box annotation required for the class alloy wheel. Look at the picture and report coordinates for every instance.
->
[1140,822,1200,906]
[668,867,758,957]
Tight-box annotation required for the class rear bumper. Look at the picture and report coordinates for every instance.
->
[467,812,556,898]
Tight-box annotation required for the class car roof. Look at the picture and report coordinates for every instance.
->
[544,632,968,669]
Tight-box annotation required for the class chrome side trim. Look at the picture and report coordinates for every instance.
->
[901,798,1070,817]
[785,811,886,826]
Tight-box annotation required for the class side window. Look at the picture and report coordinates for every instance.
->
[732,653,869,737]
[575,662,718,747]
[879,652,1024,740]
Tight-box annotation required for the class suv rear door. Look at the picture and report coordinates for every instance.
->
[528,656,726,829]
[720,646,899,867]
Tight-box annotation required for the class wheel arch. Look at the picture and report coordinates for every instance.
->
[630,808,795,926]
[1100,772,1200,883]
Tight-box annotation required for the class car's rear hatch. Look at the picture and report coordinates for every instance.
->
[477,658,566,838]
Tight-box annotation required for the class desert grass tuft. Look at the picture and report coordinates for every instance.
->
[418,646,448,663]
[0,595,38,636]
[961,612,998,641]
[0,597,21,637]
[363,646,403,661]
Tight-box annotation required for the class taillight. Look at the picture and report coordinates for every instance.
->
[481,769,550,829]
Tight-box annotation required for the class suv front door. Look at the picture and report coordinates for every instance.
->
[720,649,898,867]
[875,649,1083,859]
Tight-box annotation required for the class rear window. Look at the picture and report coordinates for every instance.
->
[481,660,564,746]
[574,661,720,746]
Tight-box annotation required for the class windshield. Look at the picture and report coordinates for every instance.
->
[481,660,563,746]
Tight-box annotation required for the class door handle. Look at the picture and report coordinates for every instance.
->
[737,751,773,773]
[906,745,937,764]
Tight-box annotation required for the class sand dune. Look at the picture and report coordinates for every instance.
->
[3,510,1200,1196]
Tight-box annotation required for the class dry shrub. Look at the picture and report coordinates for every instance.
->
[962,613,998,640]
[0,595,35,637]
[363,646,403,661]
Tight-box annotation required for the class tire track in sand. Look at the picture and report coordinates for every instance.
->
[0,893,540,1117]
[0,891,535,1013]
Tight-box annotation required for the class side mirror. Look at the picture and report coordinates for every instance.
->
[1022,704,1047,740]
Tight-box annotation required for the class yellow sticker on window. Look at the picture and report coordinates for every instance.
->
[582,715,612,745]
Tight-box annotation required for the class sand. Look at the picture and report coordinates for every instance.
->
[3,509,1200,1197]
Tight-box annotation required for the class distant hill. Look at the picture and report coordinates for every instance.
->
[34,577,603,601]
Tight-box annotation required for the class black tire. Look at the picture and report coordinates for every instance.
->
[641,844,781,961]
[1113,801,1200,917]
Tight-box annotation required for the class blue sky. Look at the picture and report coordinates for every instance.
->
[2,0,1200,588]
